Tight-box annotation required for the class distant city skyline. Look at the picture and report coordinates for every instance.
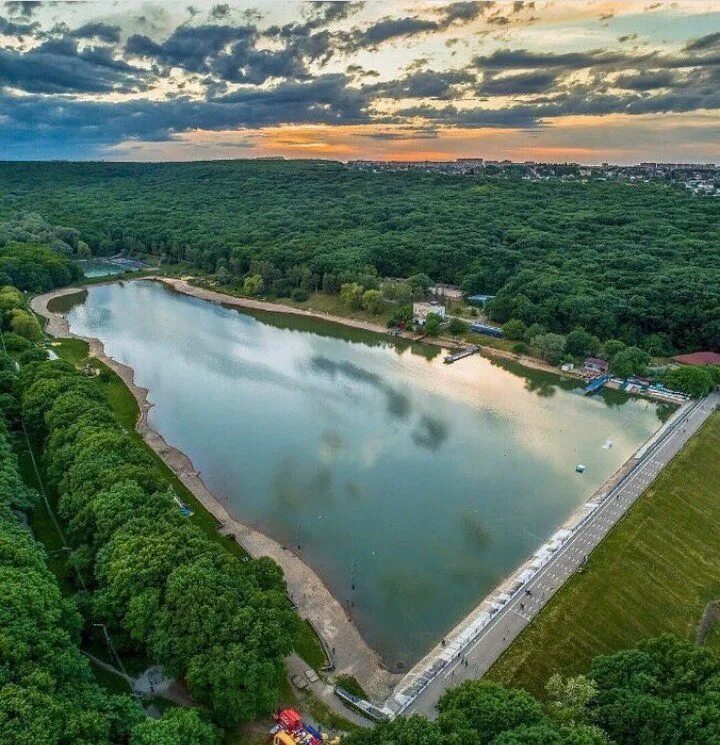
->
[1,1,720,163]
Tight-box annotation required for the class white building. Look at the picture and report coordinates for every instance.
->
[413,301,446,324]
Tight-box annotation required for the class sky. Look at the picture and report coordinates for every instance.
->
[1,0,719,163]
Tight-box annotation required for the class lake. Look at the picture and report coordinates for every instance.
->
[76,259,129,278]
[65,280,664,667]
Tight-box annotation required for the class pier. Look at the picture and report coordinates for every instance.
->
[444,345,479,364]
[584,374,609,395]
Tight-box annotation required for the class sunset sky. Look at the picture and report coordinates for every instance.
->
[1,0,719,163]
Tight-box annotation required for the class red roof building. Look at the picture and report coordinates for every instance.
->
[673,352,720,366]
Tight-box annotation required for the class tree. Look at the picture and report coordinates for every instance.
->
[321,273,340,294]
[438,680,546,742]
[610,346,650,378]
[0,285,23,312]
[502,319,528,341]
[362,289,383,315]
[602,339,626,360]
[537,334,567,365]
[340,283,364,311]
[407,273,432,299]
[524,323,546,344]
[589,635,720,745]
[343,715,444,745]
[546,674,597,726]
[662,365,716,398]
[130,708,221,745]
[448,317,469,335]
[425,313,442,336]
[564,328,600,358]
[10,308,43,342]
[242,274,264,296]
[215,265,231,284]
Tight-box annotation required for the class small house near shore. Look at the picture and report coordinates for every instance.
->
[413,301,446,325]
[583,357,609,374]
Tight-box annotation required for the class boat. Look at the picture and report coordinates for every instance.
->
[602,439,613,449]
[575,464,586,473]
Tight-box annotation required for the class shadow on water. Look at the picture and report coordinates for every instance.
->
[47,289,87,315]
[221,299,443,360]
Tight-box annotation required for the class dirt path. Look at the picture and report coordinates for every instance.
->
[31,286,399,703]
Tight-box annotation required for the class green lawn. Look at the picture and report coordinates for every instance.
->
[488,412,720,697]
[50,337,327,671]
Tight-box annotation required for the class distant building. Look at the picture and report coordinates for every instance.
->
[429,283,463,301]
[673,351,720,366]
[584,357,609,374]
[413,301,446,324]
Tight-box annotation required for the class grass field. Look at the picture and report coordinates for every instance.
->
[488,411,720,696]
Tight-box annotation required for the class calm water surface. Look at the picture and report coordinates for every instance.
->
[76,259,132,278]
[66,281,664,667]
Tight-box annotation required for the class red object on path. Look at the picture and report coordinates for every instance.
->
[275,709,304,733]
[673,351,720,366]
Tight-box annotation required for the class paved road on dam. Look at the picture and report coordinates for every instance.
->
[400,392,719,718]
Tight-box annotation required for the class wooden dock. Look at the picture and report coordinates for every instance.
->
[444,345,479,364]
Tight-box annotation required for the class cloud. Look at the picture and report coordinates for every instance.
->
[69,22,122,44]
[0,14,37,35]
[125,24,258,74]
[473,48,629,71]
[374,68,476,99]
[478,70,559,95]
[437,1,491,26]
[614,69,677,90]
[0,37,141,94]
[685,32,720,52]
[3,1,40,17]
[341,16,439,51]
[0,73,376,150]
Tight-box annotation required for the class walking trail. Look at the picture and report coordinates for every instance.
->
[31,285,399,703]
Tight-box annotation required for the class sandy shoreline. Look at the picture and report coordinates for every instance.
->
[31,284,400,702]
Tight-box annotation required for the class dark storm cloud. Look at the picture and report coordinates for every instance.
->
[478,70,559,95]
[0,37,141,93]
[69,22,121,44]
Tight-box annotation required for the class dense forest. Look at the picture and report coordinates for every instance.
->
[1,160,719,351]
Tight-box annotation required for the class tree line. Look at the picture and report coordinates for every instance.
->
[0,160,718,351]
[0,337,221,741]
[1,280,295,741]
